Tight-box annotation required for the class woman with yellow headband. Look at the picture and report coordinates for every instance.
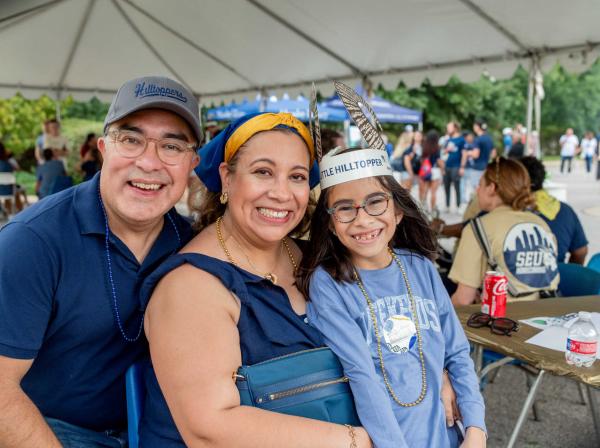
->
[137,113,372,447]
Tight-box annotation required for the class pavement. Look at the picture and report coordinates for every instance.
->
[1,160,599,446]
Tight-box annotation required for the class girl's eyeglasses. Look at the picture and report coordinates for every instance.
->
[467,312,519,336]
[327,193,391,223]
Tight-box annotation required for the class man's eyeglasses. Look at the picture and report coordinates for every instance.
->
[107,129,197,166]
[327,193,391,223]
[467,312,519,336]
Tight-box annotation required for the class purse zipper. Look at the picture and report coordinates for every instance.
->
[235,348,329,381]
[256,376,349,404]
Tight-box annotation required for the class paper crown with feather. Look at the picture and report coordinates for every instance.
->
[312,81,392,189]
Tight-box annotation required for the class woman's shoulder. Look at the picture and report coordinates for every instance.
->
[140,252,234,310]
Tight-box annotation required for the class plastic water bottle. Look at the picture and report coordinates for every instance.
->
[565,312,598,367]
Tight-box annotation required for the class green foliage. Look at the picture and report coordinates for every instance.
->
[0,94,56,154]
[63,96,110,121]
[377,59,600,155]
[61,118,104,173]
[540,61,600,153]
[0,94,110,158]
[377,67,530,145]
[15,170,36,195]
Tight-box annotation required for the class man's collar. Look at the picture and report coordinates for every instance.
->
[73,172,106,235]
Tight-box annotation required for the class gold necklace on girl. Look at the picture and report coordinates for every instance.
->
[353,247,427,407]
[215,216,296,284]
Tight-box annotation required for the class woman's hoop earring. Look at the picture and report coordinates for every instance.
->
[220,191,229,205]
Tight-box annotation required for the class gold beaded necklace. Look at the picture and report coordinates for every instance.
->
[353,247,427,407]
[215,216,297,284]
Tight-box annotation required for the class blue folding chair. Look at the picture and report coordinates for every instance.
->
[125,361,147,448]
[558,262,600,297]
[587,253,600,274]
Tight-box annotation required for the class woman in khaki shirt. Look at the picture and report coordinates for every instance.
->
[450,157,559,306]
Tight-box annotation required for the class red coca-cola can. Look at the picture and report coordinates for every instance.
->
[481,271,507,317]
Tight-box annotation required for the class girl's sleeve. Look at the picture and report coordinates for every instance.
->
[428,261,487,434]
[308,270,408,448]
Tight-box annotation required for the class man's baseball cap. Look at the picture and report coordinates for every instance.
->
[104,76,203,144]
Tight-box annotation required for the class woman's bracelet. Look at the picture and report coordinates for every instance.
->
[344,424,358,448]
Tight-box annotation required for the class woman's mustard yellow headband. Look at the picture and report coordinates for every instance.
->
[223,113,315,164]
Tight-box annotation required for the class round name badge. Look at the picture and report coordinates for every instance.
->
[383,314,416,354]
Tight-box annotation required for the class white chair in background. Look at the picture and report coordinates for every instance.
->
[0,172,17,216]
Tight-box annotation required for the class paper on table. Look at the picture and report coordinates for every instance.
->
[521,312,600,331]
[525,313,600,359]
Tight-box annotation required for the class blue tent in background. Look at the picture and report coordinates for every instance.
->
[207,97,261,121]
[322,86,422,124]
[207,94,349,123]
[206,89,420,124]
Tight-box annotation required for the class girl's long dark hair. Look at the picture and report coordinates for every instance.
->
[297,166,438,300]
[421,130,440,159]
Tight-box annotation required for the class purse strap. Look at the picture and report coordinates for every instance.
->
[469,217,520,297]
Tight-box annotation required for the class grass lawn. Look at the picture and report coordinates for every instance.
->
[16,171,37,195]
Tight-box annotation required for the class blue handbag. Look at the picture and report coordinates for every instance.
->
[235,347,360,425]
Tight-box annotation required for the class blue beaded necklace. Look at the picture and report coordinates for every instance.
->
[98,187,181,342]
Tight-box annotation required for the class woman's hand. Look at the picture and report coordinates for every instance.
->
[460,427,487,448]
[354,427,373,448]
[441,370,460,427]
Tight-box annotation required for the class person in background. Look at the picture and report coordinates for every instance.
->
[0,142,16,216]
[507,132,525,159]
[418,130,443,214]
[502,127,513,156]
[35,149,67,199]
[462,120,494,203]
[527,130,540,158]
[79,133,98,159]
[204,120,221,143]
[392,130,422,191]
[34,120,50,166]
[391,125,414,164]
[580,131,597,175]
[78,146,103,182]
[2,145,29,213]
[520,156,588,264]
[559,128,579,174]
[43,119,70,163]
[442,121,465,212]
[459,132,474,205]
[450,157,559,306]
[321,128,345,152]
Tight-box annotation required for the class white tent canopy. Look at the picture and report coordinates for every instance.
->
[1,0,599,105]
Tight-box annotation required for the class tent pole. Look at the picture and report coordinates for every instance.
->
[55,89,61,121]
[534,64,544,158]
[525,60,534,155]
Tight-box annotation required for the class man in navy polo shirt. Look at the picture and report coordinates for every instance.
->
[461,119,495,202]
[0,76,201,447]
[520,156,588,264]
[442,121,465,212]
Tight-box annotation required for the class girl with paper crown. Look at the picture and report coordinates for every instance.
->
[298,82,487,448]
